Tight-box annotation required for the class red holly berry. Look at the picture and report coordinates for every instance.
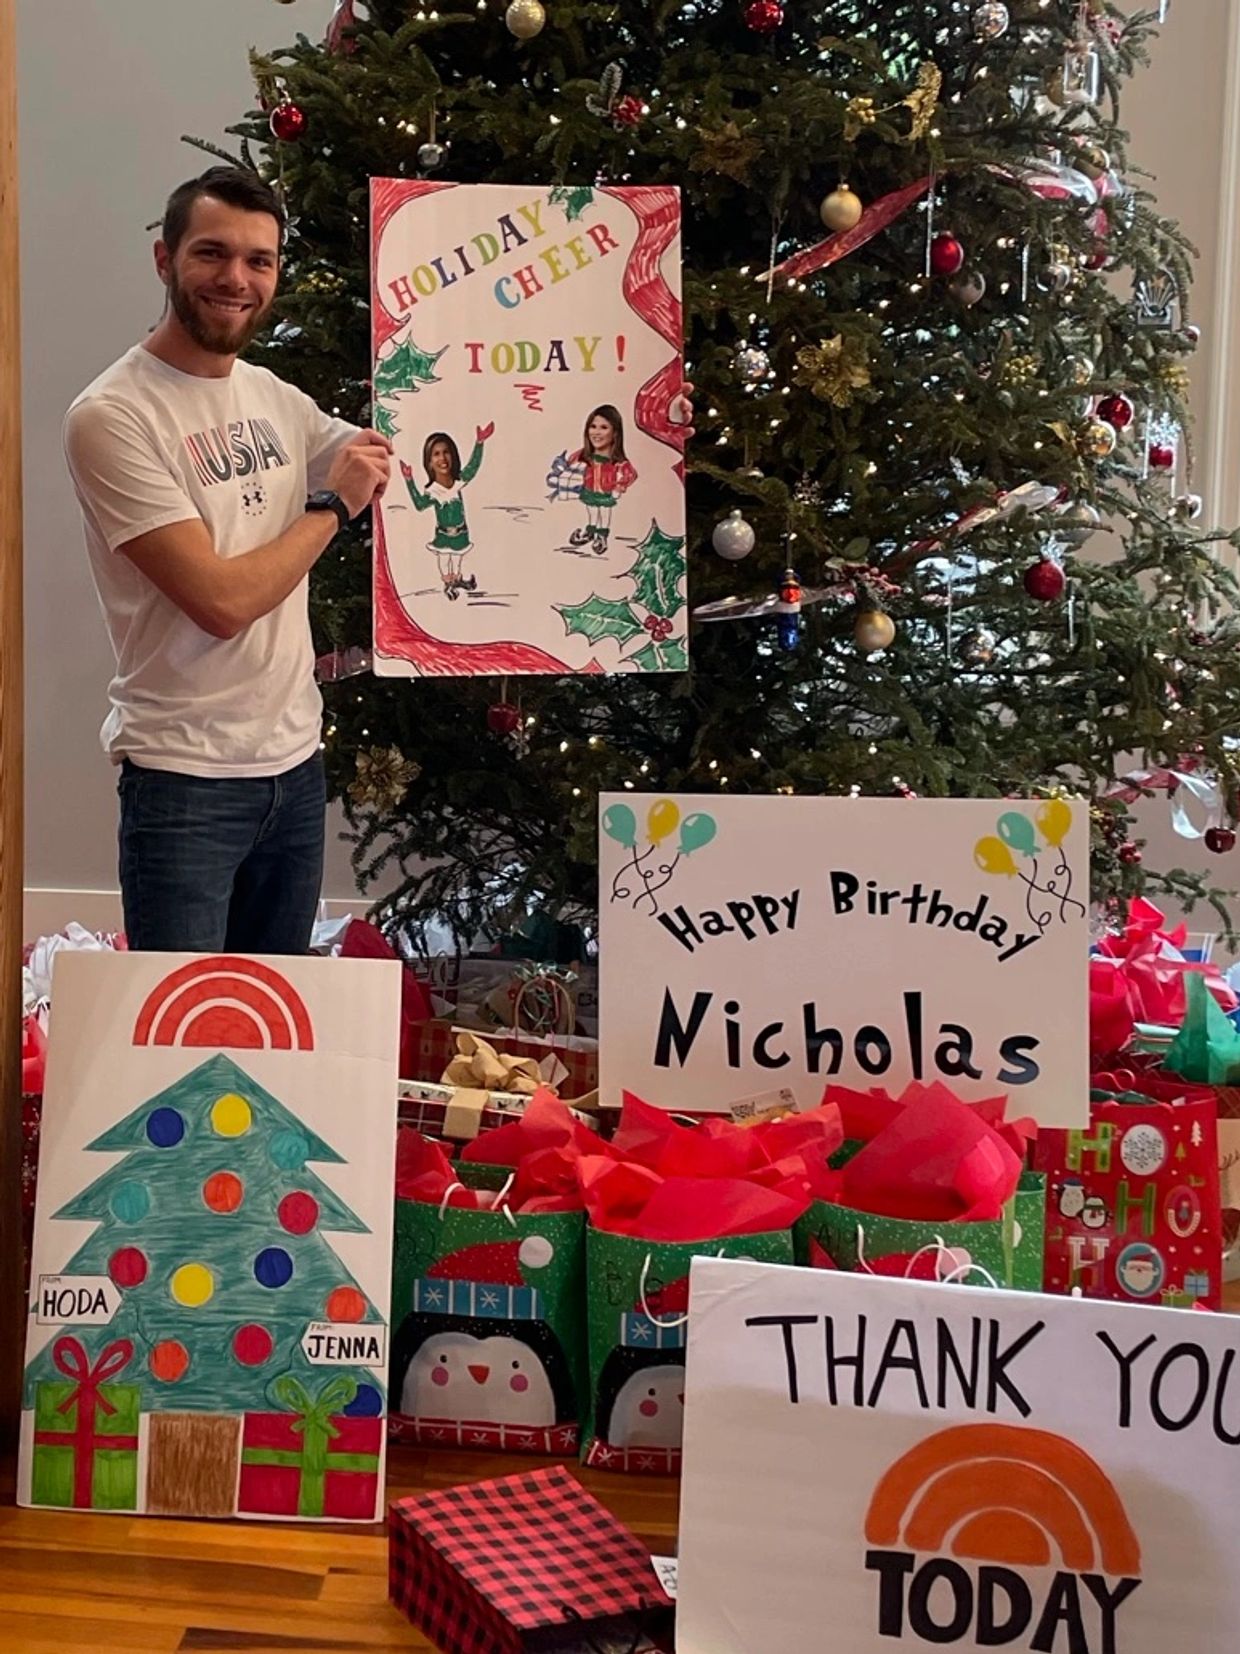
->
[1205,827,1237,855]
[1118,843,1142,866]
[743,0,783,31]
[1023,558,1066,601]
[612,95,643,127]
[486,702,522,736]
[269,101,307,142]
[1096,393,1135,430]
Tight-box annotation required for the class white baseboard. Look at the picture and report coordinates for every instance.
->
[22,888,365,942]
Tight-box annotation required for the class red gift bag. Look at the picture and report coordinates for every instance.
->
[1033,1092,1222,1308]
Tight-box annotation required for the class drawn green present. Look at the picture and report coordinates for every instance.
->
[30,1335,140,1510]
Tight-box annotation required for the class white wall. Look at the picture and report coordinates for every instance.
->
[17,0,358,928]
[16,0,1238,934]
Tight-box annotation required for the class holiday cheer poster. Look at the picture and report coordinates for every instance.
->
[598,793,1089,1127]
[18,951,401,1522]
[370,179,687,676]
[676,1258,1235,1654]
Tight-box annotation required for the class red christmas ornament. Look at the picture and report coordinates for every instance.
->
[233,1323,274,1367]
[1206,827,1237,855]
[1096,393,1135,430]
[612,95,643,127]
[1148,442,1176,470]
[486,702,522,736]
[929,234,966,277]
[109,1246,149,1288]
[269,100,307,142]
[743,0,783,32]
[1118,843,1142,866]
[278,1191,320,1235]
[1023,558,1066,601]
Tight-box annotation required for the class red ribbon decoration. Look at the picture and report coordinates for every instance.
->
[35,1336,136,1509]
[763,177,934,285]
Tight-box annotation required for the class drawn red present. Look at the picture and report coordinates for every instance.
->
[238,1375,382,1520]
[30,1335,140,1510]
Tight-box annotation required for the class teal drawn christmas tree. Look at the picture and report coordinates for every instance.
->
[23,1053,387,1418]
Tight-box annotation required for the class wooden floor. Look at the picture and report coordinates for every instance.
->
[0,1446,680,1652]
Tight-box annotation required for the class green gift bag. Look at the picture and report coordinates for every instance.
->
[582,1226,794,1473]
[794,1171,1047,1290]
[389,1176,586,1453]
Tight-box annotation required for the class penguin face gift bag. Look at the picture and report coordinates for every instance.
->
[388,1119,588,1453]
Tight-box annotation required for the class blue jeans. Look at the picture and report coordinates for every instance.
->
[118,753,326,954]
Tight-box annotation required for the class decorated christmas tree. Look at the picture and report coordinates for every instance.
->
[23,1053,385,1517]
[211,0,1239,941]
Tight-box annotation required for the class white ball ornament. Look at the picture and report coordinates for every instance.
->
[505,0,546,39]
[712,510,756,562]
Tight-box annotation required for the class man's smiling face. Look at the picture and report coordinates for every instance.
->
[157,193,280,356]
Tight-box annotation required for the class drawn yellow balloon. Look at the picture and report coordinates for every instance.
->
[646,799,681,845]
[974,836,1018,878]
[1036,797,1073,849]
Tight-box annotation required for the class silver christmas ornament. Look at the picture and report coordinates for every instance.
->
[711,509,756,562]
[1080,418,1118,460]
[972,2,1010,42]
[505,0,546,38]
[1173,493,1205,522]
[735,345,771,384]
[949,269,986,307]
[959,628,997,666]
[417,141,445,169]
[1065,354,1095,388]
[1056,501,1102,544]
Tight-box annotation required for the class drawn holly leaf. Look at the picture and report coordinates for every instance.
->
[628,637,688,673]
[620,520,687,620]
[549,184,596,223]
[373,336,446,398]
[374,400,398,441]
[554,593,644,646]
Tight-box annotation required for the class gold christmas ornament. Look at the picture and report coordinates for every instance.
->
[855,610,896,653]
[690,119,759,185]
[1000,353,1040,388]
[903,63,942,144]
[297,270,347,295]
[505,0,546,38]
[820,186,863,233]
[794,335,871,408]
[1157,359,1191,398]
[348,746,422,811]
[843,96,877,141]
[1079,418,1118,460]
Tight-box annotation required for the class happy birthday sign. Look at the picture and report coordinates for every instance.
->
[677,1259,1240,1654]
[598,794,1089,1126]
[370,181,686,677]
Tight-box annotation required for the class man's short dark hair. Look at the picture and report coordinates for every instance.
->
[161,167,286,256]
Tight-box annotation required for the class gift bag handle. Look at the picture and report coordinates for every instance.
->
[494,1173,518,1228]
[560,1601,654,1653]
[940,1261,1000,1290]
[437,1182,465,1220]
[638,1250,725,1330]
[511,971,575,1045]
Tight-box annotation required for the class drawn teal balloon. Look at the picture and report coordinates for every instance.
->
[997,811,1039,858]
[602,803,638,849]
[679,812,718,856]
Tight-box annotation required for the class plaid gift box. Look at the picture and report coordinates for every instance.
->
[388,1464,672,1654]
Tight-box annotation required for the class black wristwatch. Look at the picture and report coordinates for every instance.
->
[305,490,350,531]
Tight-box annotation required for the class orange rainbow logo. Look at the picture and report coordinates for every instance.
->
[865,1422,1140,1578]
[133,957,315,1051]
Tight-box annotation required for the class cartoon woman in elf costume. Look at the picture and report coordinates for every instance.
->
[400,422,494,599]
[564,404,637,555]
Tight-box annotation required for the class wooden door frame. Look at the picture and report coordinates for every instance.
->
[0,0,25,1444]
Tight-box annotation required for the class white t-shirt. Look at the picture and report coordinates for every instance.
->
[64,344,356,777]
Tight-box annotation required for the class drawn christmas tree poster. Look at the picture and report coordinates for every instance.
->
[18,951,401,1522]
[370,180,687,676]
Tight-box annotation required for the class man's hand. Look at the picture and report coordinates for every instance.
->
[670,379,696,441]
[327,429,393,518]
